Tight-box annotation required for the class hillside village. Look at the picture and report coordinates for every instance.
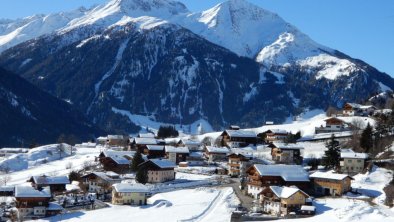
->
[0,102,393,222]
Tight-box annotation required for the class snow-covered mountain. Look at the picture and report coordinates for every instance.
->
[0,0,392,133]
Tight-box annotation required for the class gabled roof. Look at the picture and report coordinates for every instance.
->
[179,139,201,146]
[31,176,70,185]
[15,186,51,198]
[134,137,158,145]
[141,159,176,169]
[102,150,135,165]
[270,142,304,150]
[108,135,125,140]
[268,186,309,199]
[206,146,229,154]
[252,164,309,182]
[227,153,252,160]
[82,171,121,182]
[165,146,189,153]
[340,149,368,159]
[223,130,257,138]
[112,183,149,193]
[0,186,14,192]
[146,145,165,151]
[310,171,353,181]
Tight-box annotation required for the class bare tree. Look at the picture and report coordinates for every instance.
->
[0,174,12,186]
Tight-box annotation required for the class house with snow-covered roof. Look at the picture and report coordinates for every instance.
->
[268,143,303,164]
[343,103,376,116]
[177,139,201,151]
[81,171,122,198]
[246,164,310,198]
[165,146,189,164]
[265,129,289,143]
[144,145,165,158]
[132,137,159,153]
[340,149,369,174]
[98,150,135,173]
[14,186,52,218]
[221,129,257,148]
[227,153,252,177]
[315,117,351,134]
[309,171,353,196]
[259,186,310,216]
[112,183,149,205]
[204,146,230,162]
[138,159,176,183]
[107,135,129,148]
[29,175,69,193]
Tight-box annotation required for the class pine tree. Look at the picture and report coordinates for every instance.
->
[322,135,340,170]
[131,151,145,172]
[360,123,373,153]
[136,166,148,184]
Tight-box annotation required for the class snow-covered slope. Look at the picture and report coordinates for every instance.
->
[0,8,88,52]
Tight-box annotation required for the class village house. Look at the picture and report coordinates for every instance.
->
[265,129,289,143]
[221,129,257,148]
[315,117,351,134]
[259,186,310,216]
[0,147,29,158]
[98,150,135,174]
[227,153,252,177]
[177,139,201,151]
[269,143,303,164]
[131,137,159,153]
[297,131,353,143]
[144,145,165,159]
[28,175,69,193]
[309,171,353,196]
[107,135,129,148]
[204,146,230,162]
[246,164,310,198]
[139,159,176,183]
[81,171,122,198]
[14,186,54,218]
[112,183,149,206]
[165,146,189,164]
[340,149,369,174]
[343,103,376,116]
[96,136,108,145]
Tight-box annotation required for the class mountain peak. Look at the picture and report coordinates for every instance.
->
[113,0,188,15]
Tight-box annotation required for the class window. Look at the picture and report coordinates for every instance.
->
[348,160,352,163]
[357,160,362,163]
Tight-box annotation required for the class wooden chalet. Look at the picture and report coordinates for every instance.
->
[310,171,353,196]
[81,171,122,198]
[221,130,257,148]
[144,145,165,159]
[28,175,69,193]
[165,146,189,164]
[227,153,252,177]
[204,146,229,162]
[265,129,288,143]
[246,164,310,198]
[14,186,52,218]
[107,135,129,148]
[269,143,303,164]
[138,159,176,183]
[259,186,310,216]
[315,117,350,134]
[343,103,376,116]
[131,137,159,152]
[98,150,135,173]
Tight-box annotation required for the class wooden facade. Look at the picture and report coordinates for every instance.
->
[260,187,309,216]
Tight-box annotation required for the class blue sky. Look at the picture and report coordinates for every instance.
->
[1,0,393,76]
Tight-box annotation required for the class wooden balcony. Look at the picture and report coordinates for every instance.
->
[228,162,240,167]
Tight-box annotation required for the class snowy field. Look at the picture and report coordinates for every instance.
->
[36,187,239,222]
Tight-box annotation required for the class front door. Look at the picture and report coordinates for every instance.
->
[324,188,330,196]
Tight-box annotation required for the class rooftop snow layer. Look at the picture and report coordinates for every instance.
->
[165,146,189,153]
[149,158,176,169]
[269,186,307,198]
[32,175,70,185]
[224,130,257,138]
[310,171,351,181]
[112,183,149,193]
[15,185,51,198]
[254,164,309,182]
[146,145,165,151]
[206,146,229,154]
